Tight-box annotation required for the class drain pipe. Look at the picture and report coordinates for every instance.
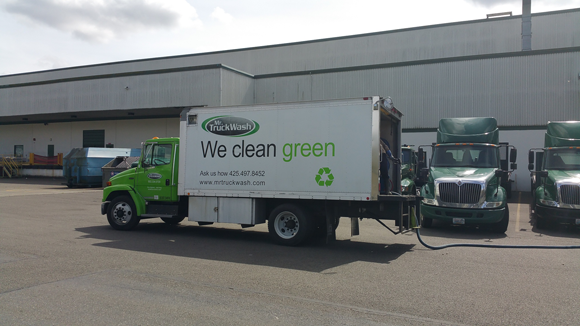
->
[522,0,532,51]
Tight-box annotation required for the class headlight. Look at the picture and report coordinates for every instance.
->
[539,199,558,207]
[483,201,502,208]
[422,198,438,206]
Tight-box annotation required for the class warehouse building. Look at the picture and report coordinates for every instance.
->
[0,7,579,190]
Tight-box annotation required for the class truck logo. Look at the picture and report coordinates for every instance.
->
[202,116,260,137]
[147,173,162,179]
[315,167,334,187]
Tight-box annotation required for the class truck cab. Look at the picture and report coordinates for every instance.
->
[417,117,516,233]
[529,121,580,229]
[101,137,185,230]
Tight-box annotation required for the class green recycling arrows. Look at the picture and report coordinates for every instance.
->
[315,167,334,187]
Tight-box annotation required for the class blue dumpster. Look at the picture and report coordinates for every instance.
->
[63,148,141,187]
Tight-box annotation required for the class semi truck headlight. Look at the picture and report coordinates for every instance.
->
[422,198,438,206]
[483,201,502,208]
[539,199,558,207]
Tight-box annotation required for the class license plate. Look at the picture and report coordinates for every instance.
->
[453,218,465,225]
[576,219,580,225]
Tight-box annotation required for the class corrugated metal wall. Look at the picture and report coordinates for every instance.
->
[220,69,255,106]
[0,69,223,116]
[2,9,579,85]
[255,51,580,128]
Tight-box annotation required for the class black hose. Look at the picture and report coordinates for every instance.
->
[412,212,580,250]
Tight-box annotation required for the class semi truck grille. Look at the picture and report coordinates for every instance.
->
[438,182,482,204]
[560,185,580,205]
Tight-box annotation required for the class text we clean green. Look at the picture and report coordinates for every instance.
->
[283,142,335,162]
[200,140,335,162]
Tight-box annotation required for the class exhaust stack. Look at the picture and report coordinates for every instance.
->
[522,0,532,51]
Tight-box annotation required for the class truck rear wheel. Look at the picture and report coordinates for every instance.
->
[107,196,140,230]
[161,217,185,225]
[268,204,313,246]
[492,205,509,234]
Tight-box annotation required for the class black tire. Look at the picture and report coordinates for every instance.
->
[161,217,185,225]
[530,193,547,229]
[536,216,548,229]
[421,215,433,228]
[268,204,313,246]
[492,205,509,234]
[107,195,140,230]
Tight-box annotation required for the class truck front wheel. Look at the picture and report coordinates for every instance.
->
[421,215,433,228]
[492,205,509,234]
[268,204,313,246]
[107,196,140,230]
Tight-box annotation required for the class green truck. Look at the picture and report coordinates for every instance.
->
[416,117,517,233]
[529,121,580,229]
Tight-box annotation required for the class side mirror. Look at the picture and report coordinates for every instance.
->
[131,161,139,168]
[510,148,517,163]
[417,148,425,164]
[528,150,534,164]
[528,163,534,171]
[510,163,517,170]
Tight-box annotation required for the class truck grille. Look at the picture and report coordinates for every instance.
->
[560,185,580,205]
[438,182,482,204]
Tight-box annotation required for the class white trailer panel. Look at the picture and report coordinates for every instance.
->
[179,97,381,200]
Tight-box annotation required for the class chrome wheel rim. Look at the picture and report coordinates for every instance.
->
[273,211,299,239]
[112,201,133,225]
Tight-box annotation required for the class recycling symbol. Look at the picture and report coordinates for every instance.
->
[315,167,334,187]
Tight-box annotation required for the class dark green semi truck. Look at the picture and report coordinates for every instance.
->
[416,117,517,233]
[529,121,580,229]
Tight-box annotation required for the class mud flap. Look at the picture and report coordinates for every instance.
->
[351,217,359,236]
[325,211,337,243]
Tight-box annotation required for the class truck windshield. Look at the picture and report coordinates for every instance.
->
[431,145,499,168]
[401,149,412,164]
[544,148,580,170]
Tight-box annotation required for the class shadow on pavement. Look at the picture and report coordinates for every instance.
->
[76,222,415,273]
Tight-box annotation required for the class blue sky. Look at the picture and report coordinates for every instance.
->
[0,0,578,75]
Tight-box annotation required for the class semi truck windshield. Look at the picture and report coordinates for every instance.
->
[544,148,580,170]
[431,145,499,168]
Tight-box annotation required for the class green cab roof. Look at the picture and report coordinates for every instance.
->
[545,121,580,147]
[437,117,499,144]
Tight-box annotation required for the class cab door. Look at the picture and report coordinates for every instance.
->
[135,142,177,202]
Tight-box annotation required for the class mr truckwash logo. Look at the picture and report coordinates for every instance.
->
[202,116,260,137]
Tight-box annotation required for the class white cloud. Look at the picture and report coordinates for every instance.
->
[2,0,203,43]
[210,7,233,24]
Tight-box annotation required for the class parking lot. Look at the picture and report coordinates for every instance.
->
[1,177,580,325]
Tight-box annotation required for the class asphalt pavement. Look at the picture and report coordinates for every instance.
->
[1,177,579,326]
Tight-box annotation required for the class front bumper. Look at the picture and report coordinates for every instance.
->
[101,201,110,215]
[535,205,580,223]
[421,203,505,224]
